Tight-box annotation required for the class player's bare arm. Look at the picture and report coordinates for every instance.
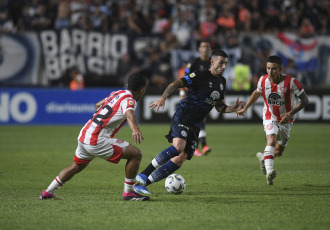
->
[96,99,105,111]
[280,91,309,124]
[215,98,244,113]
[125,109,143,144]
[236,89,261,116]
[149,79,184,111]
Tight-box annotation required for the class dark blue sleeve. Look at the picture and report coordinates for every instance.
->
[181,71,202,88]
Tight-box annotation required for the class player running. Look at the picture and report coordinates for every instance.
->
[236,55,309,186]
[40,74,150,201]
[134,49,244,195]
[182,40,212,156]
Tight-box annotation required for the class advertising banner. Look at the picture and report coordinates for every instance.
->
[139,89,330,123]
[0,88,120,125]
[0,33,40,86]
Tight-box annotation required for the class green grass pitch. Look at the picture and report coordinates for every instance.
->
[0,123,329,230]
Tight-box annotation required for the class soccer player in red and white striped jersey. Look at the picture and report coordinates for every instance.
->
[40,74,150,201]
[236,55,309,186]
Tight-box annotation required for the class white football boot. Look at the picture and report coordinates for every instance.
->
[256,152,266,175]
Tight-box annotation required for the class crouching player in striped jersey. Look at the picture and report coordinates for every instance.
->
[40,74,150,201]
[236,55,309,186]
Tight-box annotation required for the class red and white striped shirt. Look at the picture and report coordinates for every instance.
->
[78,90,136,145]
[257,74,304,122]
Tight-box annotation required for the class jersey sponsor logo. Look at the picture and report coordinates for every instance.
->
[189,73,196,78]
[280,86,288,94]
[267,93,286,106]
[184,75,192,84]
[204,91,220,105]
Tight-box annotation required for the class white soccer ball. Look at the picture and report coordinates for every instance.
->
[165,174,186,195]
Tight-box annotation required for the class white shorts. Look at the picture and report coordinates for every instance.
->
[74,138,129,164]
[263,120,293,146]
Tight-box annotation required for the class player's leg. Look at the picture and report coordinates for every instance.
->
[200,119,211,155]
[40,160,89,199]
[275,143,285,157]
[121,144,149,201]
[264,134,277,185]
[146,138,186,184]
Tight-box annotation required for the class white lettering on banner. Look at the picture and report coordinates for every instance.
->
[323,96,330,119]
[297,95,321,120]
[0,93,10,121]
[143,96,180,119]
[46,102,95,113]
[0,92,37,122]
[40,30,129,79]
[142,95,330,121]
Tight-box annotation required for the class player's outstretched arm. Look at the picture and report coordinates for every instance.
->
[236,89,261,116]
[215,98,244,113]
[149,79,184,112]
[125,109,143,144]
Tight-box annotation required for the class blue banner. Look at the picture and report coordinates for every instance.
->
[0,88,121,124]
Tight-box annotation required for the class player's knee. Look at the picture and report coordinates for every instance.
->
[133,148,142,161]
[275,150,283,157]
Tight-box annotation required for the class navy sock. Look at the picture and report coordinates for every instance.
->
[148,160,179,184]
[141,145,179,177]
[154,145,179,165]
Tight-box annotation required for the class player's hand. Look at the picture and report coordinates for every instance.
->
[280,113,292,124]
[149,97,166,112]
[132,129,143,144]
[236,107,246,117]
[233,98,244,111]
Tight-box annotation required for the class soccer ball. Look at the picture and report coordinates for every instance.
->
[165,174,186,195]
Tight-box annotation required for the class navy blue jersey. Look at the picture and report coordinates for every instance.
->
[177,69,226,128]
[185,57,210,75]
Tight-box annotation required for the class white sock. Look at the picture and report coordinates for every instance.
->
[151,158,161,169]
[46,176,64,194]
[124,178,135,193]
[264,146,275,174]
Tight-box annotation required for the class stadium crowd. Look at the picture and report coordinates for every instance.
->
[0,0,329,89]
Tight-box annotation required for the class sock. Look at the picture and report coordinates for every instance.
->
[199,129,206,147]
[45,176,65,194]
[123,178,135,194]
[141,146,179,176]
[148,160,179,184]
[199,137,206,147]
[264,146,275,174]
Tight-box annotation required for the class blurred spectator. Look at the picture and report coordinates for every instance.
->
[230,58,252,91]
[199,9,217,39]
[88,4,108,32]
[69,68,85,91]
[0,0,15,33]
[151,9,170,35]
[299,17,315,38]
[30,3,52,31]
[55,0,70,30]
[116,53,140,86]
[70,0,88,27]
[217,6,236,32]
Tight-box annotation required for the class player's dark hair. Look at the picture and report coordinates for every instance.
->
[127,73,147,92]
[211,49,228,58]
[199,39,211,47]
[267,55,282,66]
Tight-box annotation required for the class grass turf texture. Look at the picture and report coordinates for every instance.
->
[0,124,329,230]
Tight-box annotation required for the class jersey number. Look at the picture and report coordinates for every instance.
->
[92,104,113,126]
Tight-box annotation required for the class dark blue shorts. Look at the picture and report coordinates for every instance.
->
[165,113,200,160]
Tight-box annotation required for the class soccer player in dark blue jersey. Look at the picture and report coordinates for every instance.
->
[135,50,244,195]
[182,40,212,156]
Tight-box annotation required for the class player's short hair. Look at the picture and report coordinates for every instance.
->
[267,55,282,66]
[127,73,147,92]
[199,39,211,47]
[211,49,228,58]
